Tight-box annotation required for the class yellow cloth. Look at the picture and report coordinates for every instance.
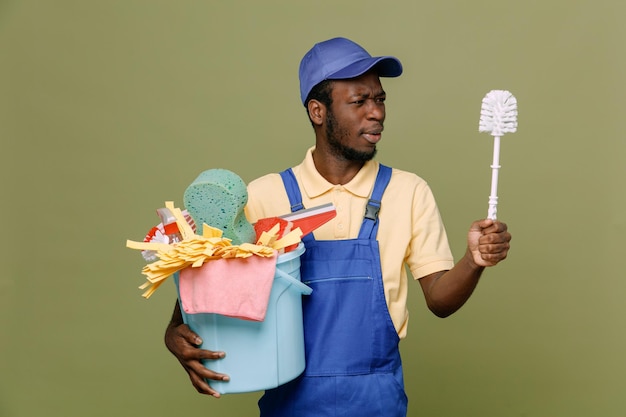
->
[245,147,454,338]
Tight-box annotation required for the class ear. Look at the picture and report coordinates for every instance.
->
[307,99,325,126]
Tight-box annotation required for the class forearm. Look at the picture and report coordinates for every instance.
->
[168,300,184,328]
[419,219,510,318]
[421,249,485,318]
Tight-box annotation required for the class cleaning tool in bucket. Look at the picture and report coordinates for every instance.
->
[479,90,518,220]
[178,251,278,321]
[125,201,294,299]
[184,169,256,245]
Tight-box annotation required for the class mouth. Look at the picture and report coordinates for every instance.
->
[362,128,383,144]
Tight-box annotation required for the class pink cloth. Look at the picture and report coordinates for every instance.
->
[179,255,277,321]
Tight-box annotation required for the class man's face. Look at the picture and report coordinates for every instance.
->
[324,72,386,162]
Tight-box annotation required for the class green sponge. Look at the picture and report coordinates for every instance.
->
[183,169,256,245]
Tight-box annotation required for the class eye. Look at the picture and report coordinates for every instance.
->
[375,96,386,103]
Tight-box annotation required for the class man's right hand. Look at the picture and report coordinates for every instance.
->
[164,303,230,398]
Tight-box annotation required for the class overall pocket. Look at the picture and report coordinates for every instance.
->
[302,274,376,376]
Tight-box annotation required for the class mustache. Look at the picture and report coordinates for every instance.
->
[360,123,384,135]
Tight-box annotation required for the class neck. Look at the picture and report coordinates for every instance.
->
[312,145,365,185]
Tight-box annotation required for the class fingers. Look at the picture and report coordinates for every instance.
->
[187,368,224,397]
[181,345,230,398]
[165,323,230,397]
[174,323,203,346]
[477,242,509,264]
[479,224,511,262]
[185,357,230,398]
[468,219,511,267]
[473,218,508,234]
[478,223,511,243]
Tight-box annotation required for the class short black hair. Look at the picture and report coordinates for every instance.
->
[304,80,334,126]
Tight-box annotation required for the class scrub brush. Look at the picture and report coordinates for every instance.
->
[479,90,518,220]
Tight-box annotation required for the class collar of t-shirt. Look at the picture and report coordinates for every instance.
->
[299,147,378,200]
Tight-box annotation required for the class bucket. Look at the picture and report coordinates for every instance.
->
[175,243,311,394]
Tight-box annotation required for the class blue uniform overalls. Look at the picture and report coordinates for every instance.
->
[259,165,408,417]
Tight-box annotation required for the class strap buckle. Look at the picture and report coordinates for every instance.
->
[364,199,381,221]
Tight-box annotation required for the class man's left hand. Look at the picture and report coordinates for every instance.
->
[467,219,511,267]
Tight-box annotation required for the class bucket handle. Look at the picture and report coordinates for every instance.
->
[274,268,313,295]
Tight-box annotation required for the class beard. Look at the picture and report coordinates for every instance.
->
[325,110,377,162]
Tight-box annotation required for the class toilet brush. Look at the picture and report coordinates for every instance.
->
[479,90,518,220]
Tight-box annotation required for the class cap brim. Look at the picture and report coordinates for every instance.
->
[327,56,403,80]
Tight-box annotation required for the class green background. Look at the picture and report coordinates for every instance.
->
[1,1,625,416]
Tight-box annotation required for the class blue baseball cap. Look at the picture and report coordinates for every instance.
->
[299,37,403,105]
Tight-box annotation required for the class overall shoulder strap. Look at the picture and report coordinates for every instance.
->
[280,168,317,244]
[358,164,393,240]
[279,168,305,213]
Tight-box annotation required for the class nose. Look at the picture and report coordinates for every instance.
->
[366,99,385,122]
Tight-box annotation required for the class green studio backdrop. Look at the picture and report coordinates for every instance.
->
[1,1,625,416]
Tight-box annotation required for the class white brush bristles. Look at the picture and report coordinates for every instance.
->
[479,90,518,137]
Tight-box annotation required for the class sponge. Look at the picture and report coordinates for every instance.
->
[183,169,256,245]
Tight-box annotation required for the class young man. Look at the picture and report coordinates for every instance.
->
[165,37,511,416]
